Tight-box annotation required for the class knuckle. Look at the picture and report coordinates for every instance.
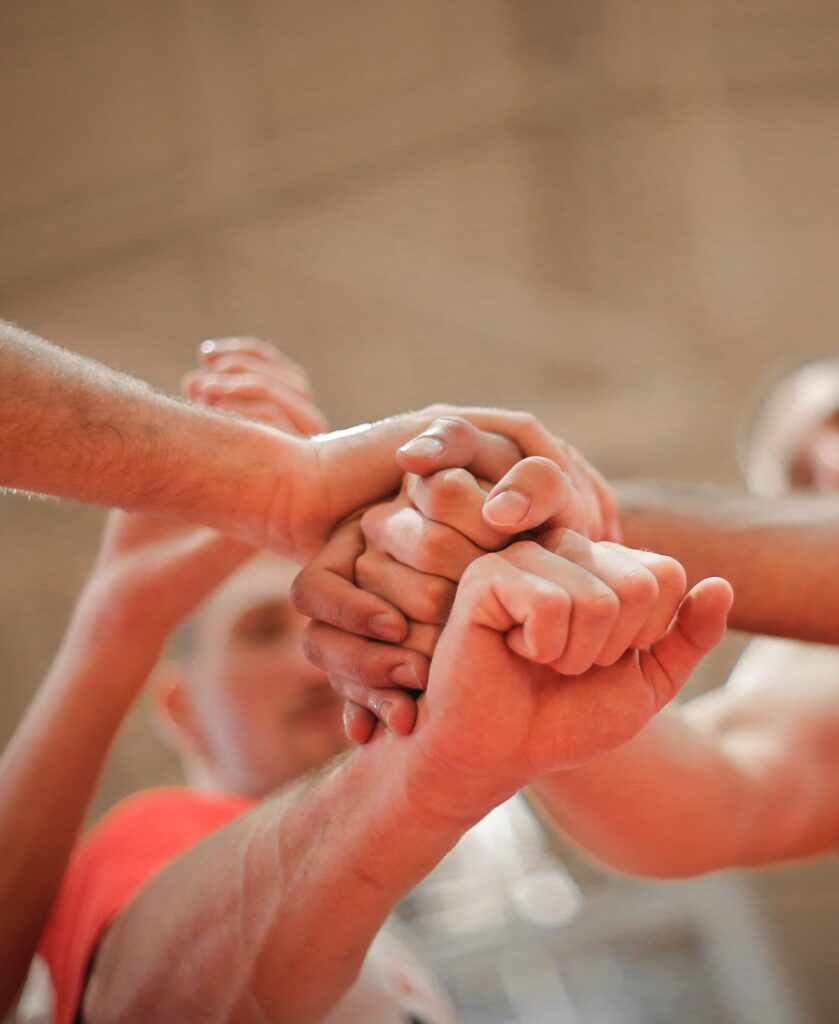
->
[616,567,659,606]
[461,551,498,588]
[353,550,379,589]
[416,528,451,571]
[433,415,473,446]
[586,588,621,623]
[427,468,472,513]
[655,557,688,595]
[505,538,542,561]
[413,577,455,623]
[359,505,385,543]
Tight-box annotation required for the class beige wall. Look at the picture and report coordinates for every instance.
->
[2,2,838,1019]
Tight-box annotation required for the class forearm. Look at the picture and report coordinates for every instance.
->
[529,709,769,878]
[0,601,163,1015]
[84,731,478,1024]
[0,321,304,550]
[619,482,839,642]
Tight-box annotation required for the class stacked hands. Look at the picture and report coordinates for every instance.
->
[295,419,733,814]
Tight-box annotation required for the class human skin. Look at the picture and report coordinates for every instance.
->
[154,554,347,799]
[0,339,324,1017]
[617,482,839,644]
[318,463,839,876]
[82,541,730,1024]
[1,319,608,568]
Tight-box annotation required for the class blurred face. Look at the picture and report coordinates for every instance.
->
[184,556,347,797]
[791,410,839,491]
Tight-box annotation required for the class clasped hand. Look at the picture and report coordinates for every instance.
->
[294,420,732,809]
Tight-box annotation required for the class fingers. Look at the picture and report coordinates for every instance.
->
[412,408,617,541]
[183,367,328,436]
[325,678,418,735]
[497,543,617,673]
[536,531,687,662]
[291,519,408,643]
[361,501,486,583]
[406,469,507,551]
[640,577,734,707]
[199,336,310,392]
[483,457,589,535]
[355,546,456,625]
[397,416,521,483]
[457,538,691,677]
[343,701,378,744]
[185,336,328,435]
[302,620,429,689]
[342,692,418,742]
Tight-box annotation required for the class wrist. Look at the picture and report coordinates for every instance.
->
[399,705,520,832]
[218,420,312,557]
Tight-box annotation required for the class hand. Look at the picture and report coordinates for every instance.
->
[296,460,633,741]
[280,409,618,562]
[80,336,324,647]
[404,544,733,823]
[183,335,328,435]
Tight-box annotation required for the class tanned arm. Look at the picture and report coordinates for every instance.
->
[83,540,728,1024]
[83,732,474,1024]
[531,636,839,876]
[619,482,839,643]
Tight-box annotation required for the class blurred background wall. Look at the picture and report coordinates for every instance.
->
[1,1,837,1021]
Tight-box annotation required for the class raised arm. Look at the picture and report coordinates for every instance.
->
[83,536,728,1024]
[0,340,317,1016]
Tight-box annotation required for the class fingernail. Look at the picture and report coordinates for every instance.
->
[199,339,217,355]
[399,436,445,459]
[484,489,530,526]
[369,613,404,642]
[391,663,420,687]
[378,699,394,726]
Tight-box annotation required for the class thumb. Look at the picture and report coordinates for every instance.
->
[639,576,734,708]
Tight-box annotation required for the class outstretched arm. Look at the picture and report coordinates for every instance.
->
[531,636,839,876]
[83,538,727,1024]
[0,323,311,547]
[619,482,839,643]
[0,320,615,562]
[303,462,838,877]
[0,340,316,1017]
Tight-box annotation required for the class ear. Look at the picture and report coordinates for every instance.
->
[149,660,210,759]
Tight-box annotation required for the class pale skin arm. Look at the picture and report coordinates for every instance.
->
[83,542,728,1024]
[0,341,325,1017]
[312,464,839,876]
[0,322,308,547]
[531,636,839,877]
[0,319,612,564]
[619,482,839,643]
